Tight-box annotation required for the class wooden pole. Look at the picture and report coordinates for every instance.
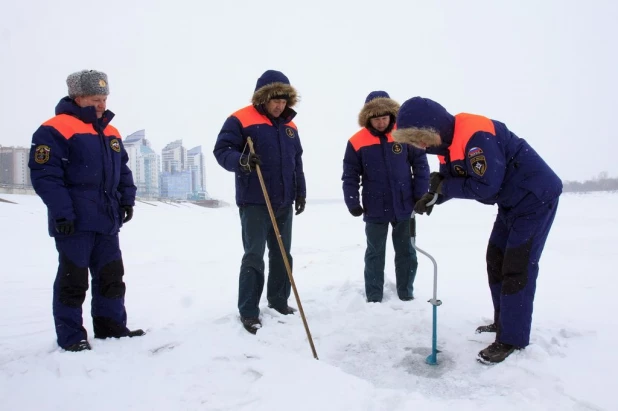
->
[246,137,318,360]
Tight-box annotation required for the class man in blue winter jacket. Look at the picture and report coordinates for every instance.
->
[29,70,144,352]
[213,70,306,335]
[393,97,562,364]
[342,91,429,303]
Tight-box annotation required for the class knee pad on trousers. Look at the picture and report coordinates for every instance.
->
[486,243,504,285]
[99,259,126,299]
[59,253,89,307]
[502,238,532,295]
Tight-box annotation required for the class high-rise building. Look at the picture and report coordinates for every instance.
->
[0,146,31,187]
[162,140,187,174]
[124,130,161,199]
[187,145,209,199]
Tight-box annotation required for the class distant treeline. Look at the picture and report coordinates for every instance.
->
[563,172,618,193]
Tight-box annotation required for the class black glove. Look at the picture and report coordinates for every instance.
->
[429,172,445,194]
[241,153,262,172]
[122,205,134,223]
[295,196,306,215]
[409,217,416,237]
[55,218,75,235]
[349,206,364,217]
[414,193,435,216]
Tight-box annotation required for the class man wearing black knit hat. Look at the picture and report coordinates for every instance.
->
[213,70,306,334]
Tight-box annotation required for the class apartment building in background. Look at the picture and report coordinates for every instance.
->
[187,145,209,199]
[124,130,161,199]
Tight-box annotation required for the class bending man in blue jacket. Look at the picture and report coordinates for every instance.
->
[29,70,144,352]
[393,97,562,364]
[213,70,306,335]
[342,91,429,303]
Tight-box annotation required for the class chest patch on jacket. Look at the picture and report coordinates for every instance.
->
[470,155,487,176]
[392,143,403,154]
[34,145,51,164]
[285,127,295,138]
[110,139,121,152]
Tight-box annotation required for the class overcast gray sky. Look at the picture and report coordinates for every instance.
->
[1,0,616,201]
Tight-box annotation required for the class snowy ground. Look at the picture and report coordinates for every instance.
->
[0,192,615,411]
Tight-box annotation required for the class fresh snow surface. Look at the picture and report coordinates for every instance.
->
[1,192,616,411]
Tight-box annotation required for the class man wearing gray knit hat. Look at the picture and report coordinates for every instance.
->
[28,70,143,352]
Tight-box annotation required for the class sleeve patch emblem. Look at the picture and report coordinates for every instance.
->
[110,139,121,152]
[392,143,403,154]
[470,155,487,176]
[454,164,467,176]
[34,145,51,164]
[285,127,296,138]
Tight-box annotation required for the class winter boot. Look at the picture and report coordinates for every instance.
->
[477,342,518,364]
[268,304,297,315]
[475,323,498,334]
[95,328,146,340]
[64,340,92,352]
[128,329,146,337]
[240,317,262,334]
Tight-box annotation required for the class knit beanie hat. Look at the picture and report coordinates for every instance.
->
[251,70,299,108]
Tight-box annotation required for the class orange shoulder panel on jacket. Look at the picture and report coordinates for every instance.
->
[450,113,496,161]
[42,114,96,140]
[232,105,272,128]
[349,128,380,152]
[287,120,297,130]
[104,124,121,139]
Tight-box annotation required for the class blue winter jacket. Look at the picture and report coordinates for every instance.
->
[213,105,306,208]
[342,127,430,223]
[29,97,136,236]
[397,98,562,212]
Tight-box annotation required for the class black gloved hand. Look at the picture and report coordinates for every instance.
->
[295,196,306,215]
[248,153,261,168]
[122,205,134,223]
[429,172,445,194]
[414,193,436,216]
[241,153,262,172]
[409,217,416,237]
[349,206,364,217]
[55,218,75,235]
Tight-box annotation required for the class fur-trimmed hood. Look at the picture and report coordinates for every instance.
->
[251,70,299,108]
[393,97,455,154]
[358,91,400,128]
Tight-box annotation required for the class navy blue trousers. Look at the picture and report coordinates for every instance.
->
[53,233,129,348]
[238,205,293,318]
[364,219,418,302]
[486,197,559,348]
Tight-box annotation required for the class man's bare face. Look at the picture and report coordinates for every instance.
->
[265,98,287,118]
[369,115,391,132]
[75,95,107,118]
